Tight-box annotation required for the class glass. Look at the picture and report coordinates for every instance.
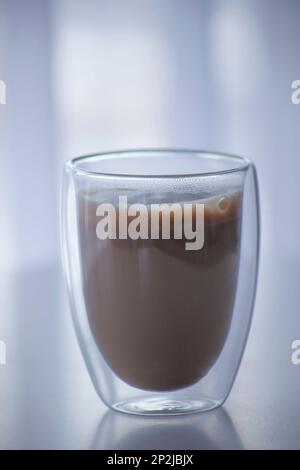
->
[61,149,259,416]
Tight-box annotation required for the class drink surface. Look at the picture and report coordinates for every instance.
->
[77,191,242,391]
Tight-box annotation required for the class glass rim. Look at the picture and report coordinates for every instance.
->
[66,148,251,179]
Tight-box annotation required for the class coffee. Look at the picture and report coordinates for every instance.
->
[77,191,242,391]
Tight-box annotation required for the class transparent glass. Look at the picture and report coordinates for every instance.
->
[61,149,259,416]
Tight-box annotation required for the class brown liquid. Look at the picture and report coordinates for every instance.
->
[77,192,242,391]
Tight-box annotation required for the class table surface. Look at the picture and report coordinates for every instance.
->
[0,255,300,450]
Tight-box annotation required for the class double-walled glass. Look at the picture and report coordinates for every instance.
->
[61,150,259,415]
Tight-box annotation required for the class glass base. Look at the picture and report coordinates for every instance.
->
[113,396,221,416]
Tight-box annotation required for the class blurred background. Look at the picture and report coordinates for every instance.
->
[0,0,300,449]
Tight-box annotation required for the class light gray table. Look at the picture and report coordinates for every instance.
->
[0,254,299,449]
